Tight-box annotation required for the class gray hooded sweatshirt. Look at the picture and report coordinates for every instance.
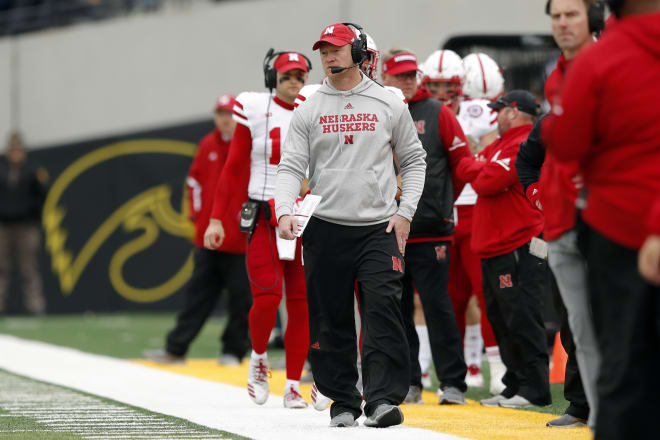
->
[275,74,426,226]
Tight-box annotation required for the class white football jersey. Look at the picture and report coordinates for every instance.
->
[455,99,497,206]
[233,91,294,201]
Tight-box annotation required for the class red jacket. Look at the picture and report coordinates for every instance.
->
[543,12,660,249]
[457,124,544,258]
[532,54,582,241]
[187,129,246,253]
[650,197,660,236]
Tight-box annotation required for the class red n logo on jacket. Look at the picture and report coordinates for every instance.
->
[499,274,513,288]
[344,135,353,144]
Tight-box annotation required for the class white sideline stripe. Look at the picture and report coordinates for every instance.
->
[0,335,467,440]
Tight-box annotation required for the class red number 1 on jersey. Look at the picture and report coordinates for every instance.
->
[269,127,281,165]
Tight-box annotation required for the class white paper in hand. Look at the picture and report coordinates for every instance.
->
[293,194,322,237]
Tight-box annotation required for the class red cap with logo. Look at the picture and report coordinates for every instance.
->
[215,94,236,112]
[273,52,309,73]
[312,23,356,50]
[383,52,420,75]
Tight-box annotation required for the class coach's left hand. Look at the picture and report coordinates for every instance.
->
[386,214,410,256]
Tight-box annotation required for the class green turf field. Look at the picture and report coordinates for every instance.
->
[0,312,569,417]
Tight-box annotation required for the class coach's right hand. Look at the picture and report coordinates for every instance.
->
[204,219,225,249]
[278,215,298,240]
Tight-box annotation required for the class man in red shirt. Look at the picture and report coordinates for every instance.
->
[382,48,471,406]
[543,1,660,437]
[144,95,250,366]
[457,90,551,409]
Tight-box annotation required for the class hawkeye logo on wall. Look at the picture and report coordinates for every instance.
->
[42,140,196,303]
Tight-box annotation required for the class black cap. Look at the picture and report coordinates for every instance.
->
[487,90,540,117]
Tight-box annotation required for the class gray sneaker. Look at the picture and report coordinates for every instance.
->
[143,349,185,365]
[439,386,465,405]
[364,404,404,428]
[403,385,423,404]
[480,394,508,407]
[498,394,532,408]
[546,414,587,428]
[329,412,358,427]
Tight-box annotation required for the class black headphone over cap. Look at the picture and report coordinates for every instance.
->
[262,49,313,90]
[341,22,368,65]
[545,0,606,36]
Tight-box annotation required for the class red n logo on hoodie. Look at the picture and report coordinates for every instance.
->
[344,135,353,144]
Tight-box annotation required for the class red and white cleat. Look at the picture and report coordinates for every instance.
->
[465,364,484,388]
[311,383,331,411]
[247,357,270,405]
[283,386,308,409]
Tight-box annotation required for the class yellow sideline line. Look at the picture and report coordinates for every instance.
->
[132,359,592,440]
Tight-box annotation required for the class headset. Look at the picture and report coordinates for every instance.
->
[545,0,606,35]
[342,22,368,64]
[262,48,313,90]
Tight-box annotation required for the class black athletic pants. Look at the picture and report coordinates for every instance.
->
[551,273,590,420]
[578,223,660,440]
[401,241,467,391]
[303,217,410,419]
[481,242,551,405]
[166,248,251,358]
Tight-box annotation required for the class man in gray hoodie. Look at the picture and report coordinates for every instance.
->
[275,23,426,428]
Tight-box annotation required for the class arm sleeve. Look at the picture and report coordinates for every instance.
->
[275,110,309,220]
[439,106,471,200]
[543,58,598,163]
[456,155,486,183]
[515,114,547,193]
[210,124,252,220]
[186,141,204,217]
[470,144,521,196]
[391,107,427,221]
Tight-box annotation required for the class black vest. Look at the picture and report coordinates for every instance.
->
[407,98,455,238]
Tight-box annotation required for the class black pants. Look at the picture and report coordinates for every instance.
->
[552,273,589,420]
[166,248,251,358]
[303,217,410,419]
[482,242,551,405]
[401,241,467,391]
[578,224,660,440]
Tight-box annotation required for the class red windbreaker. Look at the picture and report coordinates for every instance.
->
[543,11,660,249]
[534,54,582,241]
[187,129,246,253]
[457,124,544,258]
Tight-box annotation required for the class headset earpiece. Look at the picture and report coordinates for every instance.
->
[342,22,368,64]
[587,1,605,35]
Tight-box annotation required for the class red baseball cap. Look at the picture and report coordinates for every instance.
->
[215,94,236,112]
[312,23,356,50]
[382,52,420,75]
[273,52,309,73]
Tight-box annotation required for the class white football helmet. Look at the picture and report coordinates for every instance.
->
[361,32,380,80]
[421,50,465,85]
[462,53,505,101]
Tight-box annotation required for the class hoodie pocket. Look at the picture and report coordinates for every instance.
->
[315,168,389,221]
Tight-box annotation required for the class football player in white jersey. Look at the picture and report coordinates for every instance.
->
[204,50,312,409]
[424,50,506,394]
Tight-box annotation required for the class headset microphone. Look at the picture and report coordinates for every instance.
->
[330,60,363,74]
